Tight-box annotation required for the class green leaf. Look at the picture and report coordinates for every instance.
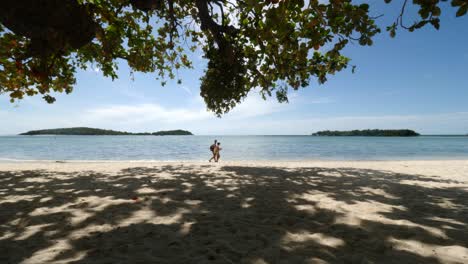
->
[430,19,440,30]
[456,6,467,17]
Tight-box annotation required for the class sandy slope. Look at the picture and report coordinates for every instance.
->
[0,160,467,264]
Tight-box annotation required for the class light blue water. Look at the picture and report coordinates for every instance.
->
[0,135,467,161]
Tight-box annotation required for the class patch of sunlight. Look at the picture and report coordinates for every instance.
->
[39,197,53,203]
[0,231,16,240]
[399,180,463,189]
[183,199,202,206]
[389,219,448,239]
[426,216,466,226]
[318,171,342,177]
[151,208,190,225]
[64,197,131,226]
[55,188,77,193]
[282,231,345,248]
[155,188,176,194]
[2,194,40,202]
[241,202,251,208]
[241,197,255,208]
[67,222,115,241]
[136,187,157,194]
[56,182,74,186]
[159,197,174,204]
[432,198,464,210]
[116,206,190,227]
[388,237,468,263]
[332,202,448,239]
[297,192,402,218]
[22,177,53,183]
[227,186,239,191]
[358,187,399,199]
[69,209,94,226]
[294,204,318,215]
[117,208,159,226]
[249,258,269,264]
[21,239,87,264]
[338,199,404,217]
[307,258,328,264]
[30,196,119,218]
[179,221,195,236]
[334,214,362,226]
[181,182,193,188]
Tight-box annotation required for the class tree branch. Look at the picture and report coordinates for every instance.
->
[195,0,238,48]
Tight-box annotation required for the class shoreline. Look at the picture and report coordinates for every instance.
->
[1,158,468,163]
[1,160,467,182]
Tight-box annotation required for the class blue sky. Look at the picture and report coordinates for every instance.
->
[1,2,468,135]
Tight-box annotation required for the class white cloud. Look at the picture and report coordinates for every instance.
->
[86,103,211,124]
[76,94,468,135]
[77,93,281,128]
[180,85,193,95]
[1,90,467,135]
[234,112,468,135]
[225,95,284,119]
[115,84,148,101]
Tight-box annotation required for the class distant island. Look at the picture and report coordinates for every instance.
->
[20,127,193,136]
[312,129,420,137]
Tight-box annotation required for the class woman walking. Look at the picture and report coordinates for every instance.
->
[213,142,222,162]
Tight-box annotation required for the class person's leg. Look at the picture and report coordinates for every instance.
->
[209,152,215,162]
[215,153,220,162]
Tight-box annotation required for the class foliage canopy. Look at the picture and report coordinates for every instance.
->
[20,127,193,136]
[312,129,420,137]
[0,0,466,115]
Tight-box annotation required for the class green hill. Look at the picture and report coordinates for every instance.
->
[152,130,193,136]
[311,129,420,137]
[20,127,193,136]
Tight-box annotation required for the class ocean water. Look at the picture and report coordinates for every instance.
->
[0,135,467,161]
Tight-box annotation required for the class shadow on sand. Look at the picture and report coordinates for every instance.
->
[0,165,467,263]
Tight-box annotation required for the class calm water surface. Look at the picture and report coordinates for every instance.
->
[0,135,467,161]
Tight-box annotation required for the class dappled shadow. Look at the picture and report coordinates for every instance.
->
[0,164,467,263]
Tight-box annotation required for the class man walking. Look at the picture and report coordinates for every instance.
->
[209,139,217,162]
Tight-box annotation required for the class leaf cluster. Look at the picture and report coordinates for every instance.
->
[0,0,466,114]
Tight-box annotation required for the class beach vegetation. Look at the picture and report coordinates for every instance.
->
[312,129,420,137]
[19,127,193,136]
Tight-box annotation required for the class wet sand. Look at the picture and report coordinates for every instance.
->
[1,160,467,263]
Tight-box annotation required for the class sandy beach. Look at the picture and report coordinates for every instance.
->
[1,160,467,264]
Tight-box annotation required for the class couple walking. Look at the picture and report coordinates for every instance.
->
[209,140,222,162]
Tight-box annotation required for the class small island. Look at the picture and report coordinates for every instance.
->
[312,129,420,137]
[152,130,193,136]
[20,127,193,136]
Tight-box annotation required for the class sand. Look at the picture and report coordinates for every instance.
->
[0,160,467,264]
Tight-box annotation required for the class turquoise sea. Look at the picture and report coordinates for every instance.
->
[0,135,467,161]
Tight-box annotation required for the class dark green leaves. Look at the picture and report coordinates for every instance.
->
[456,5,468,17]
[452,0,468,16]
[386,0,465,36]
